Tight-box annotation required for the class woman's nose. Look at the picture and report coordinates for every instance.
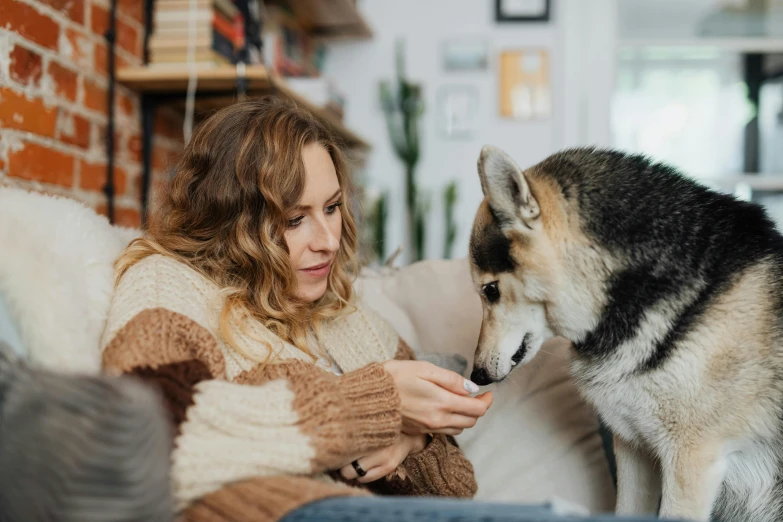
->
[311,217,339,253]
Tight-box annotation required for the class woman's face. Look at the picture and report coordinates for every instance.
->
[284,142,343,302]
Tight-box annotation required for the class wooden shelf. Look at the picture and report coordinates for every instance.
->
[117,65,273,92]
[116,65,370,149]
[281,0,372,41]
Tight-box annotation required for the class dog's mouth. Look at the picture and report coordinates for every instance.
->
[471,334,532,385]
[509,334,531,368]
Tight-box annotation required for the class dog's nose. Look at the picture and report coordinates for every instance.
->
[470,367,492,386]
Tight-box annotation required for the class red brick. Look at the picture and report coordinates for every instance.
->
[117,90,135,117]
[0,87,57,137]
[62,27,92,69]
[8,142,74,187]
[94,40,134,78]
[47,61,78,102]
[2,0,60,51]
[90,4,108,36]
[96,203,140,227]
[80,160,127,195]
[9,45,43,88]
[127,133,142,163]
[119,0,143,23]
[117,18,140,57]
[57,110,90,149]
[39,0,84,24]
[94,40,107,76]
[83,78,107,113]
[117,52,132,69]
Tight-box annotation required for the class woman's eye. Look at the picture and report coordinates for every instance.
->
[287,216,304,229]
[325,202,343,215]
[482,281,500,303]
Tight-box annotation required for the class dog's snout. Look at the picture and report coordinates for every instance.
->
[470,367,492,386]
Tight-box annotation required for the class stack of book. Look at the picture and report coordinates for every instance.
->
[149,0,246,67]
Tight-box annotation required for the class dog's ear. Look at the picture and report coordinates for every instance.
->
[477,145,539,230]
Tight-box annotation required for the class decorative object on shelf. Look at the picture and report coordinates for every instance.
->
[499,48,551,120]
[443,180,458,259]
[437,84,479,139]
[148,0,245,67]
[441,37,489,72]
[380,38,428,263]
[495,0,551,22]
[262,2,326,77]
[234,0,265,65]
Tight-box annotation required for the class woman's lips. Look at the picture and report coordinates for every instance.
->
[300,261,331,278]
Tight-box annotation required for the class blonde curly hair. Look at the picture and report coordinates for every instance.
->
[115,96,358,362]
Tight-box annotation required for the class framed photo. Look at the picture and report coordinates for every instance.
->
[441,38,489,72]
[495,0,550,22]
[437,84,479,139]
[498,49,551,120]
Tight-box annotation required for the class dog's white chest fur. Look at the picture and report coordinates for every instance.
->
[575,360,783,522]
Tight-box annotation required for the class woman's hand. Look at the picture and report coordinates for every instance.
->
[339,433,428,484]
[382,360,493,436]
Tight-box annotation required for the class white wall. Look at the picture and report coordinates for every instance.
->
[324,0,616,263]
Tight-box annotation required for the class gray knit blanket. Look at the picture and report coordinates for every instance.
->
[0,343,173,521]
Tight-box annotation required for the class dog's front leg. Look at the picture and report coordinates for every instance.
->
[614,435,661,515]
[658,443,727,521]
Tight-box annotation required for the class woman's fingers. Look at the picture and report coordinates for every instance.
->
[356,464,394,484]
[339,463,357,481]
[340,457,372,481]
[419,363,480,396]
[447,394,492,418]
[433,427,464,436]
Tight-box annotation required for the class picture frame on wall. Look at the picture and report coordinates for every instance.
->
[498,49,551,120]
[495,0,550,23]
[441,38,489,72]
[437,84,479,139]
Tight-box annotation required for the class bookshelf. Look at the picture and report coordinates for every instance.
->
[111,0,373,222]
[116,65,369,148]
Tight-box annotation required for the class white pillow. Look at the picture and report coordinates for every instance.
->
[356,259,616,514]
[0,188,132,374]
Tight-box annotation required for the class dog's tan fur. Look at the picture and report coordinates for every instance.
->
[469,145,783,521]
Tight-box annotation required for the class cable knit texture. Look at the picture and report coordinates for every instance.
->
[101,254,477,522]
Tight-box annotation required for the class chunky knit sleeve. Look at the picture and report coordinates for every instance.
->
[368,338,478,498]
[101,256,402,511]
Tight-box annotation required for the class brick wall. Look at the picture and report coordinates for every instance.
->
[0,0,183,228]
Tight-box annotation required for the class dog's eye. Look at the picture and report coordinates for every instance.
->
[482,281,500,303]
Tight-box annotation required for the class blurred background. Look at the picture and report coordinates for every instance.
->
[2,0,783,265]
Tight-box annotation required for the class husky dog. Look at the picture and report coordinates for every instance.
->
[468,145,783,522]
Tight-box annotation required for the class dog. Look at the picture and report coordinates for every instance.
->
[467,145,783,522]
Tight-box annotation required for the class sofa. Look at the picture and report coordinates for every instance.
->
[0,186,616,515]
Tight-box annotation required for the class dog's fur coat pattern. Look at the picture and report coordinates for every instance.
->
[468,146,783,522]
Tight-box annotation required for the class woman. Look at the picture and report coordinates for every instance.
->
[101,96,491,521]
[101,97,665,522]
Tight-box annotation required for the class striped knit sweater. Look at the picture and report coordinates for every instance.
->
[100,254,477,521]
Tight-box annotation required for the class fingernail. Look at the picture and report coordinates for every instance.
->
[464,380,479,393]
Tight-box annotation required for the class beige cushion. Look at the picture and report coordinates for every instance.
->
[356,259,616,513]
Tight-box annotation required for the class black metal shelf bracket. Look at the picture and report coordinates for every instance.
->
[103,0,119,224]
